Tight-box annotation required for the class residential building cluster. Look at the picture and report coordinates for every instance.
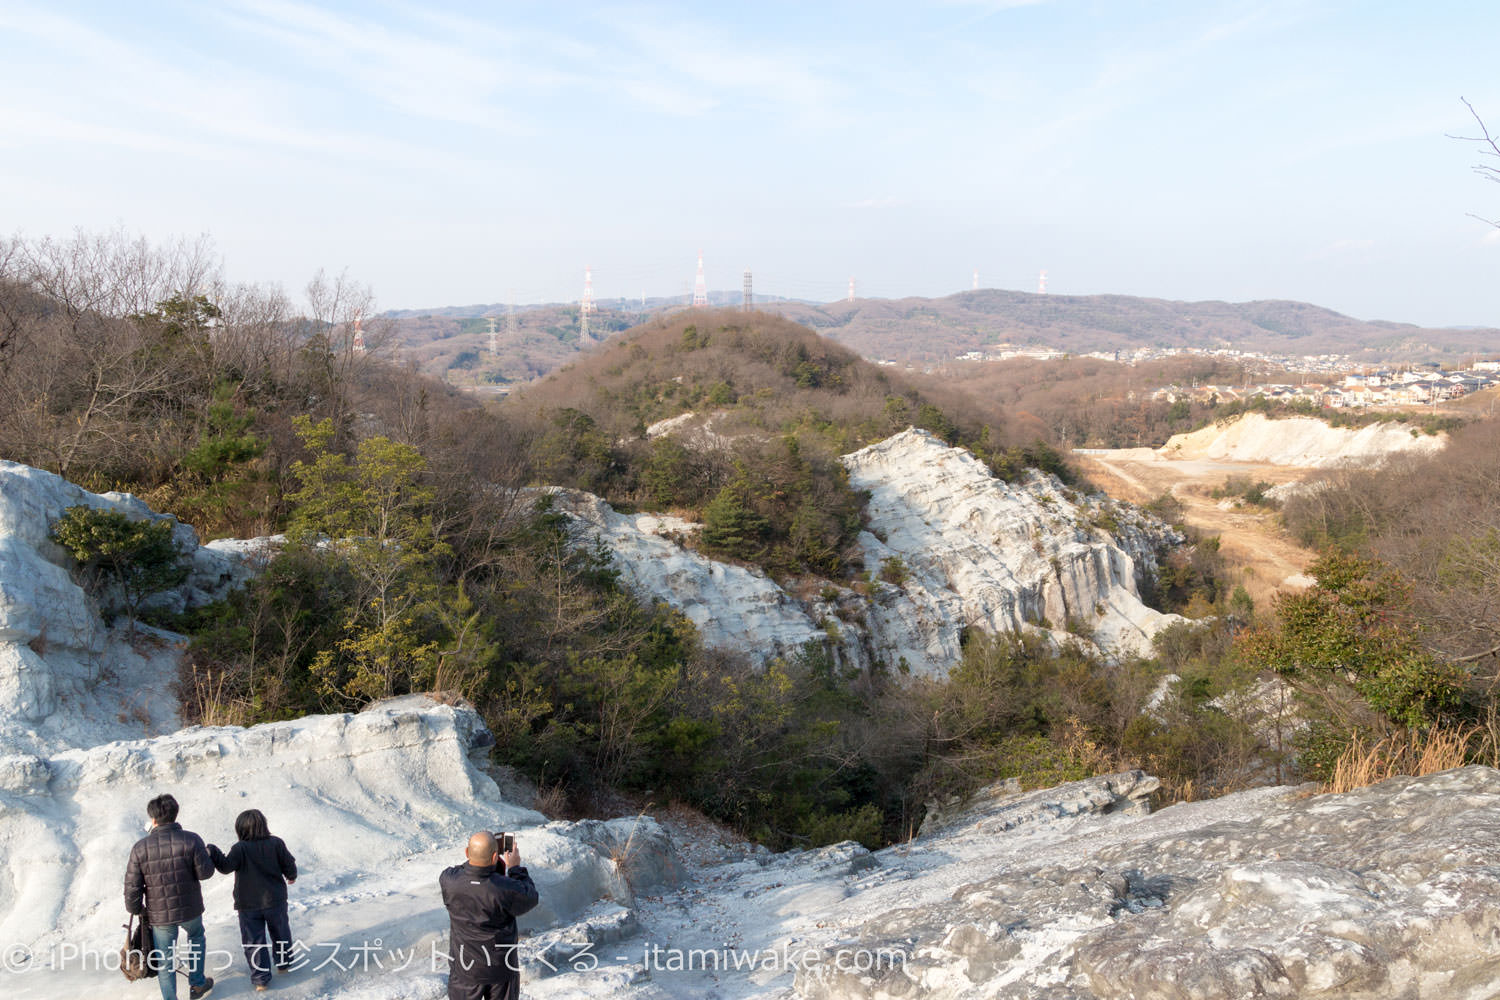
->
[1151,364,1500,409]
[955,344,1361,375]
[948,343,1499,410]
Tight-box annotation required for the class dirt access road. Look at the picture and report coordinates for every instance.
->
[1074,447,1315,609]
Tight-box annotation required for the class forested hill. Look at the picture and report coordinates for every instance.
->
[764,290,1500,365]
[510,308,1006,447]
[498,308,1068,579]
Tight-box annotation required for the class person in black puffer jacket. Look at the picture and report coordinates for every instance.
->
[439,831,539,1000]
[124,793,216,1000]
[208,809,298,993]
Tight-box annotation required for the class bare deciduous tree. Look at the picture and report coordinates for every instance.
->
[1453,97,1500,229]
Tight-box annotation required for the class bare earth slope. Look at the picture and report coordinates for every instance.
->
[1075,414,1448,606]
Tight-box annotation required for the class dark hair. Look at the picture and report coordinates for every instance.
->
[235,809,271,842]
[146,794,179,825]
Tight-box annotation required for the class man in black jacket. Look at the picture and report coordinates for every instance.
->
[439,831,540,1000]
[124,794,216,1000]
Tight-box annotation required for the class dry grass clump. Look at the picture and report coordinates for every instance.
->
[182,664,255,727]
[1324,722,1499,794]
[532,782,570,819]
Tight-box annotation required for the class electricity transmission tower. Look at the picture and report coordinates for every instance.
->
[693,251,708,307]
[580,266,596,341]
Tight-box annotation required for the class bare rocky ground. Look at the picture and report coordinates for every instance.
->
[1075,413,1453,608]
[521,769,1500,1000]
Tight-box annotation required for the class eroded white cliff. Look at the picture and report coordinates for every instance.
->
[2,458,1495,1000]
[558,429,1183,674]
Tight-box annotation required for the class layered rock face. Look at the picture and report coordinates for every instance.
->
[559,493,828,657]
[3,458,1494,999]
[843,429,1182,668]
[0,695,679,999]
[560,429,1183,674]
[796,768,1500,1000]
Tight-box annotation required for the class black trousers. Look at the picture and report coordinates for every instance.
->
[448,973,520,1000]
[238,903,293,985]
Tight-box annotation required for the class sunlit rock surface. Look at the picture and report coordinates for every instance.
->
[1160,412,1446,467]
[796,768,1500,1000]
[0,462,680,999]
[0,461,255,754]
[560,428,1183,674]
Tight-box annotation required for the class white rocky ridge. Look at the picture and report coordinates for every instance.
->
[558,428,1184,673]
[517,768,1500,1000]
[0,694,679,999]
[1159,412,1446,466]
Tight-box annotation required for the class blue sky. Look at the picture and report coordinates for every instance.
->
[3,1,1498,326]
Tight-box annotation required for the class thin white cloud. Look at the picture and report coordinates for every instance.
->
[218,0,516,130]
[936,0,1055,11]
[924,0,1057,39]
[0,3,474,176]
[217,1,836,129]
[616,79,720,118]
[602,15,842,118]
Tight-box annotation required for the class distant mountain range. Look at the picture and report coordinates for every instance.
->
[384,289,1500,386]
[759,290,1500,364]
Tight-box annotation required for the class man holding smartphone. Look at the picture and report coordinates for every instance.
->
[439,830,540,1000]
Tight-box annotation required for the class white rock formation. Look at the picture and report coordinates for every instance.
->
[643,409,737,450]
[795,767,1500,1000]
[0,462,680,999]
[0,461,257,755]
[0,696,678,999]
[558,429,1183,674]
[443,767,1500,1000]
[1159,412,1445,467]
[844,429,1182,666]
[4,458,1495,1000]
[558,494,827,657]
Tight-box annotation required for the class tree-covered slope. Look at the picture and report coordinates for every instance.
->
[500,308,1069,579]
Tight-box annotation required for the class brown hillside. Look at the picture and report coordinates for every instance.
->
[503,308,1036,452]
[762,290,1500,365]
[389,290,1499,386]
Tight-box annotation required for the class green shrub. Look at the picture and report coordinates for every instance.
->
[800,803,885,850]
[879,556,910,586]
[50,505,189,627]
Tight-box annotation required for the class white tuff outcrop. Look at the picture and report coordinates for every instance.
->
[1159,412,1445,466]
[560,429,1183,673]
[0,461,254,755]
[0,462,678,999]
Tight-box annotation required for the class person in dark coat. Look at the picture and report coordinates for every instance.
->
[123,793,216,1000]
[439,831,540,1000]
[207,808,298,993]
